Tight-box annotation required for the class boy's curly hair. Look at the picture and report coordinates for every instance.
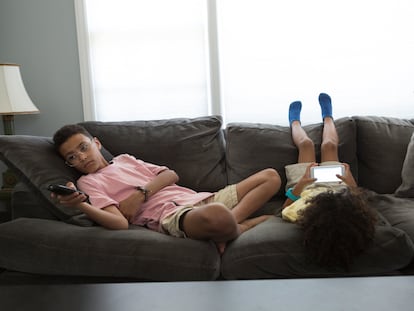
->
[53,124,93,150]
[297,187,377,270]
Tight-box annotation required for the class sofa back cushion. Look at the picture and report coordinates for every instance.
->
[354,116,414,194]
[225,117,357,196]
[79,116,227,192]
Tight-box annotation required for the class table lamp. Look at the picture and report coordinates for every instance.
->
[0,63,39,189]
[0,63,39,135]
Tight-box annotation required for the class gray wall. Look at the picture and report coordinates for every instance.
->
[0,0,84,136]
[0,0,83,189]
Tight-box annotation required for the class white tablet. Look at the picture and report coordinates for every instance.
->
[310,164,344,183]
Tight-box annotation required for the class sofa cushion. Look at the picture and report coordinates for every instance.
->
[0,135,113,225]
[0,218,220,281]
[79,116,227,192]
[370,194,414,242]
[221,215,414,279]
[225,117,357,195]
[354,116,414,194]
[395,132,414,198]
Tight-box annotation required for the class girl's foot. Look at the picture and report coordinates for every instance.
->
[318,93,333,120]
[238,215,273,234]
[289,101,302,126]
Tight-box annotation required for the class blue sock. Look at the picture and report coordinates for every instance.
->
[289,101,302,125]
[318,93,333,120]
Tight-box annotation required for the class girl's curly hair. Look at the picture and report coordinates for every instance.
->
[297,187,377,270]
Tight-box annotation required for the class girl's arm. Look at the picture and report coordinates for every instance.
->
[282,163,317,209]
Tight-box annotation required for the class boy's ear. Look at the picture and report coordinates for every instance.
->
[93,137,102,150]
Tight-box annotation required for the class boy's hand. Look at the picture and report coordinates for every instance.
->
[51,182,88,207]
[336,162,357,187]
[119,191,145,222]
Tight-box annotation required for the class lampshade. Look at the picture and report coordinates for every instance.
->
[0,63,39,115]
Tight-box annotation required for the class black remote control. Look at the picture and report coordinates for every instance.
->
[47,184,86,196]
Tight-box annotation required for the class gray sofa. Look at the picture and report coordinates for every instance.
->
[0,115,414,282]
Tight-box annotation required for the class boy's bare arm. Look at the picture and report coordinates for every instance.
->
[145,169,179,196]
[118,169,179,221]
[53,188,129,230]
[79,203,129,229]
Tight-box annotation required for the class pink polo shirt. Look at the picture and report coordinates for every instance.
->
[77,154,213,231]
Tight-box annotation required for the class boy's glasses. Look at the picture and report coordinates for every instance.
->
[65,138,93,167]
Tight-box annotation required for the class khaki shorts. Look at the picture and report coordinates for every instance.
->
[161,184,238,238]
[285,161,341,191]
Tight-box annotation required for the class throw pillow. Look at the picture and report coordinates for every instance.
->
[395,132,414,197]
[0,135,114,225]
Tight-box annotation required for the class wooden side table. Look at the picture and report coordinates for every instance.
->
[0,166,17,222]
[0,188,12,223]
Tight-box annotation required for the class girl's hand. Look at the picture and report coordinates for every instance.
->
[336,163,357,187]
[296,163,318,190]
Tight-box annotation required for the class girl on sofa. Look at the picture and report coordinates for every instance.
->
[282,93,378,270]
[51,125,281,253]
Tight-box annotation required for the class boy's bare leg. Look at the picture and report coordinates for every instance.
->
[182,170,279,254]
[182,203,239,242]
[231,168,280,224]
[319,93,339,162]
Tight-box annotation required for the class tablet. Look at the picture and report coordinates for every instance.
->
[310,165,344,183]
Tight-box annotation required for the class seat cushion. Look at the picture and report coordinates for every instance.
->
[0,218,220,281]
[221,216,414,279]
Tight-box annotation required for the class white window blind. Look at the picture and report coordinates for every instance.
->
[76,0,210,121]
[75,0,414,125]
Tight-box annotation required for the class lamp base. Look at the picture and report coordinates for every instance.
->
[2,115,15,135]
[1,115,17,191]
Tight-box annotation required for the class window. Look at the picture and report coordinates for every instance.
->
[75,0,414,125]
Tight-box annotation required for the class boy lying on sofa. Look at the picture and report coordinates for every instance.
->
[50,124,281,253]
